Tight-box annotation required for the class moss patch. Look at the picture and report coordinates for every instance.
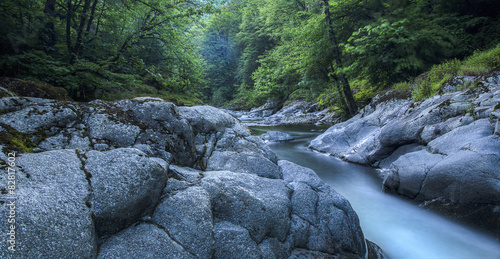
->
[0,123,37,153]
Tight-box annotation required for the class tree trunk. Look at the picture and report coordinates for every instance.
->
[71,0,92,64]
[43,0,57,48]
[322,0,357,117]
[86,0,99,34]
[66,0,72,59]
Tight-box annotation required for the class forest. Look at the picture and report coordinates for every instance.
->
[1,0,499,117]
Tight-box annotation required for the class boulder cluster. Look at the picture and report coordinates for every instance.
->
[310,72,500,235]
[231,100,338,126]
[0,96,384,258]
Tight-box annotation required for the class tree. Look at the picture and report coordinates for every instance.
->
[200,3,241,105]
[322,0,357,117]
[0,0,215,102]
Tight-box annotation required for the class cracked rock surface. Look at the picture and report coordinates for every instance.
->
[0,96,385,258]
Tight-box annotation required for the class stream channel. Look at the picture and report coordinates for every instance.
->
[250,124,500,259]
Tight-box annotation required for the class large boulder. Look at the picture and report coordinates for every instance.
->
[85,148,167,236]
[178,105,249,135]
[279,161,366,256]
[84,98,196,165]
[179,106,281,175]
[150,161,382,258]
[383,119,500,204]
[200,170,292,243]
[0,150,96,258]
[310,93,411,165]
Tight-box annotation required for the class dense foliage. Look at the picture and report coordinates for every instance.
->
[201,0,500,116]
[1,0,499,114]
[0,0,215,103]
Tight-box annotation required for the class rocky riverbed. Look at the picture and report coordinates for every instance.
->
[228,100,339,126]
[308,72,500,237]
[0,96,385,258]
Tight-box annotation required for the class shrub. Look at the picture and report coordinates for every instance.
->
[407,44,500,101]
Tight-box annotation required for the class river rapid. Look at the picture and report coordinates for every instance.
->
[251,125,500,259]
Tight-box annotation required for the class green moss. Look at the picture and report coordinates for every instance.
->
[0,123,37,153]
[392,81,412,91]
[354,88,375,107]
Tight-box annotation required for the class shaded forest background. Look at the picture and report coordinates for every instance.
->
[1,0,499,116]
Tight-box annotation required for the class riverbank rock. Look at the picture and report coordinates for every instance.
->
[0,95,385,258]
[235,100,339,126]
[310,72,500,236]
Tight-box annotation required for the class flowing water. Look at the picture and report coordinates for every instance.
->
[251,125,500,259]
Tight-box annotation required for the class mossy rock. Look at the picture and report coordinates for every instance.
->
[0,123,37,153]
[0,77,72,101]
[374,90,412,105]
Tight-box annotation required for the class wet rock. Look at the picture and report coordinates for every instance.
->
[260,131,294,142]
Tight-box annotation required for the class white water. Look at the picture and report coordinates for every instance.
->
[252,125,500,259]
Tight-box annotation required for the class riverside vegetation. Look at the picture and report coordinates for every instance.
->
[1,0,499,111]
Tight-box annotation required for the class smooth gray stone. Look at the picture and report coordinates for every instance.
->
[97,223,195,259]
[86,148,167,236]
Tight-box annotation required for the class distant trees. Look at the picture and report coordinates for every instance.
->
[1,0,498,112]
[201,0,500,116]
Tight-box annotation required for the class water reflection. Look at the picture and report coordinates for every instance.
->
[252,125,500,259]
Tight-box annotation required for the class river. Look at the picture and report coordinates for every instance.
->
[251,125,500,259]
